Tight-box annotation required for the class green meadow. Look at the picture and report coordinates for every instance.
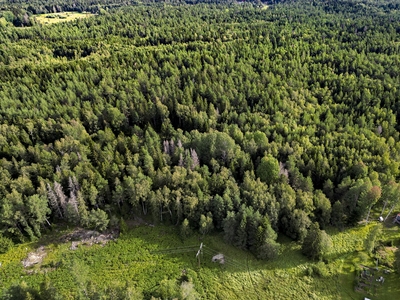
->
[35,12,94,25]
[1,221,399,299]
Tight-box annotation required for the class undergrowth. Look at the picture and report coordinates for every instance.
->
[0,222,399,299]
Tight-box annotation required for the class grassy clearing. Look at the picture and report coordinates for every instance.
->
[0,222,399,299]
[35,12,94,25]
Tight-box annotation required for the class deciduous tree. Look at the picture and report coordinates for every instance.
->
[302,222,332,260]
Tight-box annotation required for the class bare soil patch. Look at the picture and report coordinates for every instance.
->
[59,228,118,250]
[126,215,154,227]
[21,228,118,268]
[22,246,47,268]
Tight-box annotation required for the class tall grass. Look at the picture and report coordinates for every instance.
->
[0,222,399,299]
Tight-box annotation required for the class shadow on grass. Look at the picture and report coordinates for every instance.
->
[3,222,398,300]
[375,273,400,299]
[125,225,249,272]
[128,225,312,275]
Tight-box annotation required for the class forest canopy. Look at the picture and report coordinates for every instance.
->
[0,0,399,259]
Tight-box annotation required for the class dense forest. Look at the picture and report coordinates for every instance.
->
[0,0,399,267]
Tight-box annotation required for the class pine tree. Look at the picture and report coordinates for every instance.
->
[77,191,89,227]
[53,181,67,217]
[47,183,63,218]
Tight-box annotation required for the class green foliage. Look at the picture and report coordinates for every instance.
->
[281,209,311,241]
[119,217,128,234]
[374,244,396,268]
[191,131,237,165]
[38,278,64,300]
[311,262,330,278]
[0,0,399,264]
[364,224,383,254]
[222,211,237,245]
[2,281,39,300]
[395,247,400,276]
[179,281,200,300]
[256,217,280,260]
[222,207,280,259]
[67,258,90,298]
[302,223,332,261]
[313,190,331,229]
[180,218,192,240]
[1,222,400,299]
[199,213,213,236]
[157,278,180,299]
[88,209,109,232]
[0,234,13,254]
[256,155,279,185]
[330,201,344,229]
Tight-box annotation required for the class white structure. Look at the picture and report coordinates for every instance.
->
[212,253,225,264]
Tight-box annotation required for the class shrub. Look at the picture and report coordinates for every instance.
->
[375,245,395,268]
[180,218,192,240]
[0,234,14,254]
[312,262,330,278]
[364,224,382,254]
[108,215,119,229]
[305,266,313,277]
[119,217,128,234]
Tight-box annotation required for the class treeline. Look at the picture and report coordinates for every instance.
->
[0,0,135,27]
[0,1,96,27]
[0,1,399,259]
[0,0,240,27]
[0,0,139,14]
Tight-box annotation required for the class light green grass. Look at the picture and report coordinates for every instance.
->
[0,223,399,299]
[35,12,94,25]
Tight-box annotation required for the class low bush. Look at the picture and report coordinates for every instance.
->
[0,235,13,254]
[375,245,396,268]
[312,262,330,278]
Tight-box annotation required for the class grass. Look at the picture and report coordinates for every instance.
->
[0,221,399,299]
[35,12,95,25]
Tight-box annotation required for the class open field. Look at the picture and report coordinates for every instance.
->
[35,12,95,25]
[0,220,399,299]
